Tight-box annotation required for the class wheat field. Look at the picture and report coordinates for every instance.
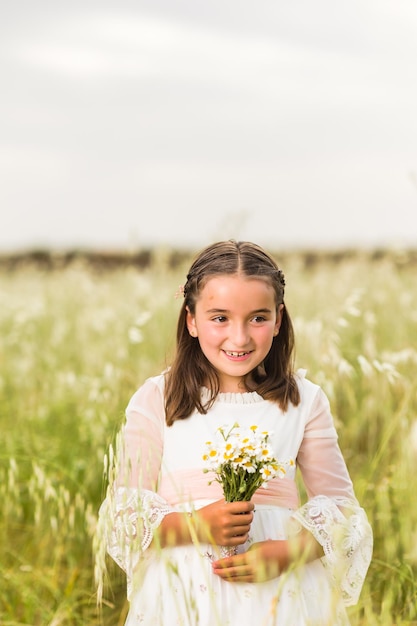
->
[1,248,416,625]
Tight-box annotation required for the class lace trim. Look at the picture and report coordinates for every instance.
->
[102,487,173,598]
[291,495,373,606]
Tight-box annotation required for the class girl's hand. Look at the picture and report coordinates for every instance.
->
[212,532,323,583]
[211,540,289,583]
[196,499,254,547]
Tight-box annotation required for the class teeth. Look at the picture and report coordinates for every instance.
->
[226,351,247,357]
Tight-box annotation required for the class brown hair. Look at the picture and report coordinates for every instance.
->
[164,240,300,425]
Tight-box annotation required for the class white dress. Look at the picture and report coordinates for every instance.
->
[99,371,372,626]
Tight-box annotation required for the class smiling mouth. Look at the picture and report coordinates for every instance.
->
[224,350,251,357]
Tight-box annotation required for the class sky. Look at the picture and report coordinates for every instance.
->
[1,0,417,253]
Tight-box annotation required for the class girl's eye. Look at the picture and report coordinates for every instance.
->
[213,315,228,323]
[252,315,267,323]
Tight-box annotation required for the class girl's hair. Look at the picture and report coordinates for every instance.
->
[164,240,300,425]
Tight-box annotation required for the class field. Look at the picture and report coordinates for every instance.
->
[1,247,417,625]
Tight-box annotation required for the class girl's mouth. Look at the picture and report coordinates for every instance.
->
[224,350,251,358]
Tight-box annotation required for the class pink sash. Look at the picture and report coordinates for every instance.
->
[158,469,299,509]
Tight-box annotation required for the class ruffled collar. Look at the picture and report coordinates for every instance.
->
[201,387,264,405]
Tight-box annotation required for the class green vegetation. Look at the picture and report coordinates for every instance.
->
[1,248,416,624]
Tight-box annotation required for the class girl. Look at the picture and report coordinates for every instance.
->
[98,240,372,626]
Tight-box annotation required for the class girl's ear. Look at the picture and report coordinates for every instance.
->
[273,304,284,336]
[186,306,198,338]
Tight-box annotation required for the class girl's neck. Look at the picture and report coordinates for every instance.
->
[217,375,257,395]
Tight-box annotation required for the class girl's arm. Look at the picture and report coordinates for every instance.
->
[97,379,168,598]
[287,390,373,605]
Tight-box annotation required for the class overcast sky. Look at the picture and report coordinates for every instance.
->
[1,0,417,252]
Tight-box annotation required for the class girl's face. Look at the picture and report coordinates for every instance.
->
[186,274,283,393]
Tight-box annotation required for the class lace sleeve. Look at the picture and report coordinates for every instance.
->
[291,495,373,606]
[94,377,171,600]
[293,387,373,605]
[99,486,174,599]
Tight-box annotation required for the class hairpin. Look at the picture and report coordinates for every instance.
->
[174,285,185,299]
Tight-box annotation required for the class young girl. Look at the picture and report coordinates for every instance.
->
[98,240,372,626]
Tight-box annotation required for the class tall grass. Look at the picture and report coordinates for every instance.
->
[1,249,416,624]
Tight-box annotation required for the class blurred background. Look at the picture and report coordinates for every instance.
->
[1,0,417,255]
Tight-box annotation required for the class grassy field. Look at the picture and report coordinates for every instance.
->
[1,247,417,625]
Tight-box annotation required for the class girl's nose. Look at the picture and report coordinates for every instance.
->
[230,323,250,346]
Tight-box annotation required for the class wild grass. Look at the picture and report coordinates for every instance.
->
[1,248,416,624]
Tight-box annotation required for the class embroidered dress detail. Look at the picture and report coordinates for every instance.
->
[291,494,373,605]
[104,487,173,599]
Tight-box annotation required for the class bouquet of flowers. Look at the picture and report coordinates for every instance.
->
[202,422,294,502]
